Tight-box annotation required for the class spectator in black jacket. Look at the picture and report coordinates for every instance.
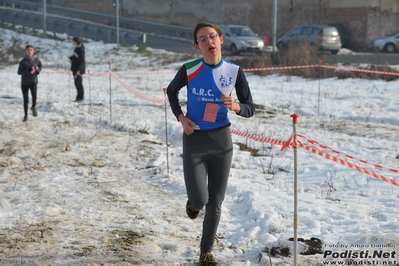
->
[17,44,42,122]
[68,36,86,103]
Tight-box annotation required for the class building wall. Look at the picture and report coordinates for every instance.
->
[325,1,399,49]
[50,0,399,50]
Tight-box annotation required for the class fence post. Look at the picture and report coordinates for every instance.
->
[318,59,322,115]
[68,68,70,100]
[108,61,112,123]
[291,113,300,266]
[163,88,169,174]
[88,69,92,114]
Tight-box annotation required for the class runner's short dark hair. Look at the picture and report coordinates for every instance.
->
[72,36,83,45]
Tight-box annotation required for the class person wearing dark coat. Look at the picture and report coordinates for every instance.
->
[17,44,42,122]
[68,36,86,103]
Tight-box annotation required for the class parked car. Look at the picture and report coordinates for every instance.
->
[327,23,349,48]
[371,32,399,53]
[218,24,264,55]
[277,24,342,54]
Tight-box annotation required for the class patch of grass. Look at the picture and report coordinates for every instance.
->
[137,124,150,134]
[335,64,399,81]
[135,45,152,55]
[235,141,260,156]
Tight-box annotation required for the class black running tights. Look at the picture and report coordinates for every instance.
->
[21,83,37,116]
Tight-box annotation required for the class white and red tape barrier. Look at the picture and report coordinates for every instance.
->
[4,63,399,186]
[230,130,399,187]
[89,68,399,187]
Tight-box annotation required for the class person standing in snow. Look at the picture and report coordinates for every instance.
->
[166,22,255,266]
[17,44,42,122]
[68,36,85,103]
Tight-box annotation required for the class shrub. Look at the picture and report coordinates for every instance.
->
[228,43,399,81]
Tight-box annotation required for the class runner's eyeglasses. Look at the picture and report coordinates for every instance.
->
[197,34,219,44]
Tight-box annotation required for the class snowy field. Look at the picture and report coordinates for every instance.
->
[0,27,398,265]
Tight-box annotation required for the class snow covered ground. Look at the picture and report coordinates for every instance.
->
[0,27,398,266]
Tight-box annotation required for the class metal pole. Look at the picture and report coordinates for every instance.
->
[88,69,92,114]
[163,88,169,174]
[318,0,322,23]
[108,61,112,123]
[43,0,47,34]
[68,69,70,101]
[272,0,277,52]
[169,0,173,24]
[318,59,322,115]
[291,113,300,266]
[116,0,119,45]
[120,0,123,18]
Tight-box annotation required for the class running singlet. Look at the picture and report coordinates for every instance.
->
[184,58,239,130]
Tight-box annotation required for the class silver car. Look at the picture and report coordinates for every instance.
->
[371,32,399,53]
[277,25,342,54]
[218,24,264,55]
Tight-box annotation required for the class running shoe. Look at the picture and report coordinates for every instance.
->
[199,252,219,266]
[31,107,37,117]
[186,200,200,219]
